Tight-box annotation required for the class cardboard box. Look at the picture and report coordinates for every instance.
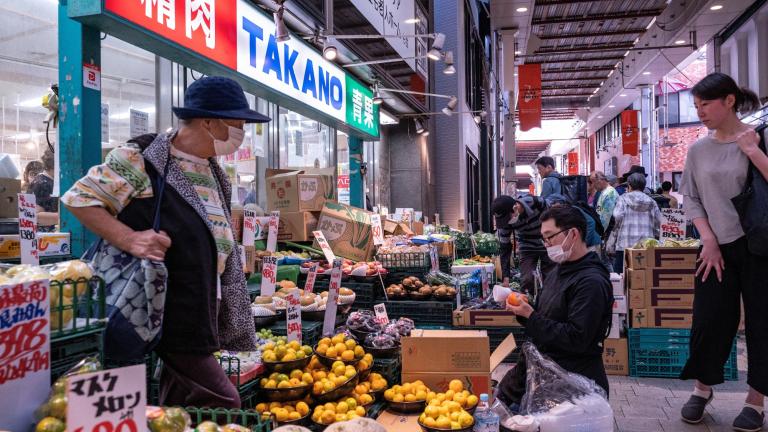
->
[613,295,628,315]
[401,329,517,396]
[631,307,693,328]
[626,268,646,290]
[610,273,624,296]
[629,289,646,309]
[646,268,695,289]
[0,178,21,219]
[624,247,699,270]
[452,308,521,327]
[603,338,629,376]
[646,288,694,308]
[313,202,375,262]
[0,233,71,259]
[412,221,424,235]
[266,169,335,212]
[376,412,421,432]
[277,212,318,242]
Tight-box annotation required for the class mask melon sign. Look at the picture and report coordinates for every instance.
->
[99,0,379,138]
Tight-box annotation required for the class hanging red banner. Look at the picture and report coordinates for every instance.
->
[517,64,542,131]
[621,110,640,156]
[528,184,535,195]
[567,152,579,175]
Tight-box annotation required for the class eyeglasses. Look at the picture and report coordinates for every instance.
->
[542,229,569,246]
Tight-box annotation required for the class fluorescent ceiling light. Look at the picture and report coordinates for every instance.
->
[597,115,603,118]
[619,94,627,97]
[675,40,686,45]
[608,105,615,108]
[514,51,522,55]
[15,98,42,108]
[379,110,399,125]
[642,71,651,75]
[516,7,528,12]
[710,4,723,10]
[404,17,420,24]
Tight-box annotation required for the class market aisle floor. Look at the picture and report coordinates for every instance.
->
[492,336,752,432]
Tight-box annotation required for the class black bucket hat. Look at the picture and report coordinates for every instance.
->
[172,76,271,123]
[492,195,517,228]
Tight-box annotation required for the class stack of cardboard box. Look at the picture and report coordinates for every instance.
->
[626,247,699,329]
[603,273,629,376]
[265,169,335,242]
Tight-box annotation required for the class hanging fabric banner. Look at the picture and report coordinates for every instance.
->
[621,110,640,156]
[517,64,542,131]
[567,152,579,175]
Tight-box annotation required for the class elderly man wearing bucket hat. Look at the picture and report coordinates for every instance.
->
[63,76,270,408]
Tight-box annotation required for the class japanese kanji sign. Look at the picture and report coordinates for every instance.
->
[242,208,256,246]
[322,259,343,336]
[67,364,147,432]
[373,303,389,326]
[304,263,318,294]
[0,279,51,432]
[18,193,38,266]
[285,288,302,343]
[266,210,280,252]
[313,230,337,264]
[260,256,278,296]
[660,208,686,241]
[370,214,384,246]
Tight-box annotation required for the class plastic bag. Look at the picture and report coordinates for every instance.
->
[520,343,613,432]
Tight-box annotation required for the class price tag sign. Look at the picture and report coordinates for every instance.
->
[286,288,302,343]
[455,280,462,309]
[0,279,50,432]
[313,230,337,263]
[373,303,389,325]
[370,214,385,246]
[430,245,439,272]
[67,364,147,432]
[304,263,318,294]
[242,209,256,247]
[481,270,490,299]
[261,256,278,296]
[322,259,343,336]
[660,208,686,241]
[266,211,280,252]
[18,193,38,266]
[239,245,247,273]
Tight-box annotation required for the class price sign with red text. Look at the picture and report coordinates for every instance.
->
[304,263,318,294]
[285,289,302,343]
[481,270,490,299]
[261,256,278,296]
[660,208,686,241]
[67,364,147,432]
[0,279,50,432]
[266,211,280,252]
[242,209,256,246]
[322,259,343,336]
[370,214,384,246]
[373,303,389,325]
[18,193,39,266]
[313,231,337,263]
[430,245,439,272]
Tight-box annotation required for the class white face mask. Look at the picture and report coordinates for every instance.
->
[208,120,245,156]
[546,230,574,263]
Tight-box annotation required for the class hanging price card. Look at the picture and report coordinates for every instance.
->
[18,193,38,266]
[261,256,278,296]
[481,270,490,299]
[304,263,319,294]
[286,288,302,343]
[242,209,256,247]
[322,259,343,336]
[67,364,147,432]
[430,245,439,272]
[370,214,385,246]
[373,303,389,325]
[266,211,280,252]
[313,230,337,263]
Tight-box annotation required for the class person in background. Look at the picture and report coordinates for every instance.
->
[677,72,768,432]
[22,160,44,193]
[498,204,613,409]
[591,171,618,230]
[610,173,661,273]
[243,180,258,205]
[29,149,59,231]
[661,181,679,208]
[535,156,561,202]
[493,195,554,295]
[607,174,619,189]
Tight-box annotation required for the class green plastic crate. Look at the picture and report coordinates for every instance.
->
[247,264,300,285]
[267,320,323,347]
[50,276,107,342]
[184,407,273,431]
[311,280,378,310]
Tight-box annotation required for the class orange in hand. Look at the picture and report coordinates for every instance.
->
[506,292,529,306]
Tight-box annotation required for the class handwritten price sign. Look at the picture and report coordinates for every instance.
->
[18,193,38,266]
[266,211,280,252]
[304,263,318,294]
[660,208,686,241]
[481,270,490,299]
[322,259,343,336]
[313,231,337,263]
[285,289,302,343]
[0,279,51,431]
[370,214,384,246]
[430,245,439,272]
[261,256,278,296]
[242,209,256,247]
[373,303,389,325]
[67,364,147,432]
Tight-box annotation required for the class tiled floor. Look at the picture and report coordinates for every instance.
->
[492,337,756,431]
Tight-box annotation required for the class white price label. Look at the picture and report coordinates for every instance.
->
[370,214,384,246]
[18,193,38,266]
[67,364,147,432]
[322,259,343,336]
[430,245,439,272]
[266,211,280,252]
[304,263,318,294]
[242,209,256,246]
[660,208,686,241]
[373,303,389,325]
[261,256,278,296]
[286,289,302,343]
[481,270,490,298]
[313,230,337,263]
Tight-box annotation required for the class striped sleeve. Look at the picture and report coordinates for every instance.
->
[61,145,153,215]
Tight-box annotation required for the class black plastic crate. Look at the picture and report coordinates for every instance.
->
[384,271,429,287]
[376,252,430,273]
[267,320,323,347]
[373,356,401,387]
[51,330,103,381]
[311,280,379,310]
[384,300,453,326]
[184,407,272,431]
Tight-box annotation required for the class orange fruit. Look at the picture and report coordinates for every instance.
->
[506,292,528,306]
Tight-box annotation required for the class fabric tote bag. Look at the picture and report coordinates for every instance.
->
[731,124,768,257]
[84,154,170,361]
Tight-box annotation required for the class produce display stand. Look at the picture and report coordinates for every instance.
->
[183,407,273,432]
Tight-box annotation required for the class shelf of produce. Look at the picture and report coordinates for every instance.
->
[265,321,323,347]
[383,300,454,326]
[183,407,273,431]
[50,276,107,343]
[51,330,103,381]
[375,252,431,274]
[310,280,379,310]
[218,356,266,388]
[628,328,738,380]
[383,271,430,288]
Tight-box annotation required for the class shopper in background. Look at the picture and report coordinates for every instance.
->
[535,156,562,202]
[676,72,768,431]
[492,195,554,295]
[587,175,598,207]
[63,76,270,409]
[607,174,619,189]
[498,204,613,408]
[661,181,679,208]
[22,160,44,193]
[609,173,661,273]
[30,149,59,231]
[590,171,618,230]
[243,180,258,205]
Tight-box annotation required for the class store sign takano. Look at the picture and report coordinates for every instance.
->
[98,0,379,138]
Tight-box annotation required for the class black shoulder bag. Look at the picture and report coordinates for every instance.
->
[731,124,768,256]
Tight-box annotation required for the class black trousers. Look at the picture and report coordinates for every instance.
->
[519,251,556,295]
[680,236,768,395]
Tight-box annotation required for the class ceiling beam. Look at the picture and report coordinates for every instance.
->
[537,28,648,39]
[541,93,593,97]
[527,55,624,64]
[536,0,630,4]
[542,66,614,73]
[542,84,600,90]
[536,42,635,54]
[542,77,605,83]
[532,9,664,26]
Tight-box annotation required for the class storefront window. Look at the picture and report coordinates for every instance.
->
[336,132,350,205]
[278,107,331,169]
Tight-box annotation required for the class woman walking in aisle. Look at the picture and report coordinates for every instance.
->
[678,72,768,432]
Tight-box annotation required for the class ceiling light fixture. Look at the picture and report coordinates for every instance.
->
[620,94,627,97]
[516,7,528,12]
[514,50,522,55]
[608,105,615,108]
[442,96,458,116]
[710,4,723,10]
[404,17,420,24]
[674,39,686,45]
[415,119,426,134]
[274,2,290,42]
[427,33,446,60]
[372,83,384,105]
[642,71,651,75]
[323,38,338,60]
[443,51,456,75]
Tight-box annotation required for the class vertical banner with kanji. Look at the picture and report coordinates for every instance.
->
[266,211,280,252]
[322,259,343,336]
[621,110,640,156]
[242,208,256,247]
[517,64,542,131]
[304,263,318,294]
[261,256,278,296]
[567,152,579,175]
[67,364,147,432]
[0,279,51,432]
[285,289,302,343]
[18,193,39,266]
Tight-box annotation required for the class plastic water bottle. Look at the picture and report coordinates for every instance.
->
[473,393,500,432]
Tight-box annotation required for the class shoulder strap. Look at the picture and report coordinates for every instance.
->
[148,147,171,233]
[745,124,768,187]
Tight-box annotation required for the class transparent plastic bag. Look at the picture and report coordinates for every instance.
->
[520,343,613,432]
